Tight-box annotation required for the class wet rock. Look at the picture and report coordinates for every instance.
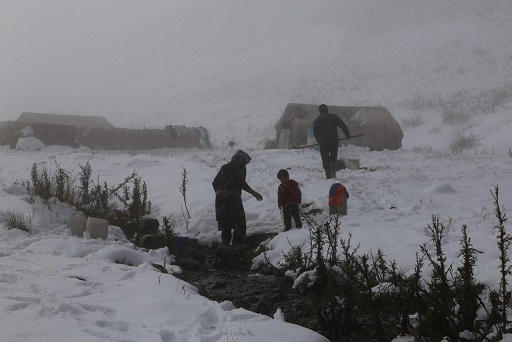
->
[175,257,205,272]
[140,234,166,249]
[254,300,272,315]
[183,246,207,263]
[150,262,168,273]
[191,283,209,297]
[211,281,227,290]
[246,296,259,304]
[213,244,237,269]
[233,243,251,255]
[140,218,159,235]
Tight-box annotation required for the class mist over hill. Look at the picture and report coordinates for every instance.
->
[2,0,512,149]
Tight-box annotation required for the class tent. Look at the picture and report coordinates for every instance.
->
[17,112,115,129]
[275,103,403,151]
[0,113,211,150]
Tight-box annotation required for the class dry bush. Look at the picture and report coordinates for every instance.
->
[442,110,469,124]
[0,209,30,232]
[403,84,512,124]
[428,126,441,134]
[404,93,441,111]
[402,116,424,128]
[442,85,512,118]
[450,133,476,154]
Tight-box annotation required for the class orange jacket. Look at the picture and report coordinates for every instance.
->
[328,183,349,207]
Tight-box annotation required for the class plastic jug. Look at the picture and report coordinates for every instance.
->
[86,217,109,240]
[67,213,87,237]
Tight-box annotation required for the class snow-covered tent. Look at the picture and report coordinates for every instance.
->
[275,103,403,151]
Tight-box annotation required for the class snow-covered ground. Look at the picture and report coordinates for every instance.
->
[2,0,512,340]
[0,112,511,341]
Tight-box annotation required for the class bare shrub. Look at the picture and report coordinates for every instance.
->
[402,116,424,128]
[472,46,488,58]
[403,92,441,111]
[443,85,512,116]
[428,126,441,134]
[490,86,512,111]
[442,110,469,124]
[450,133,476,154]
[403,84,512,119]
[23,162,152,243]
[269,189,509,341]
[0,209,30,232]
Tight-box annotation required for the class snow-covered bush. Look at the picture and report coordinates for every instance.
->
[21,161,153,243]
[268,193,510,341]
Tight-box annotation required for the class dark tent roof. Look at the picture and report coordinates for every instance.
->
[17,112,115,129]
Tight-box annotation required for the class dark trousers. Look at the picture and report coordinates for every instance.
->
[215,194,246,245]
[218,217,245,245]
[217,219,244,245]
[283,203,302,231]
[319,142,338,178]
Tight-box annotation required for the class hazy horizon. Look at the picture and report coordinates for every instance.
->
[2,0,512,147]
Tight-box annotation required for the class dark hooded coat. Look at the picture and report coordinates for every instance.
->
[312,112,350,144]
[212,150,252,242]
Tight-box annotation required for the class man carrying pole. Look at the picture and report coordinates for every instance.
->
[313,104,352,179]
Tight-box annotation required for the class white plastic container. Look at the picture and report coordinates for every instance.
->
[67,213,87,237]
[86,217,109,240]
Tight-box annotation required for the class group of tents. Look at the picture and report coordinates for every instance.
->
[0,104,403,153]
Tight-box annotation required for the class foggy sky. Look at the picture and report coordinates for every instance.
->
[2,0,343,125]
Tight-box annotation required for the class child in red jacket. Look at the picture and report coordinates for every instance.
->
[277,169,302,231]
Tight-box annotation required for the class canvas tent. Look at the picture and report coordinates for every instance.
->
[275,103,403,151]
[0,112,211,150]
[17,112,115,129]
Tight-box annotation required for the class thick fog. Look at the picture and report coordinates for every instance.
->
[2,0,511,147]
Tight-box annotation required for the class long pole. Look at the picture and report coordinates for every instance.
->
[291,133,364,149]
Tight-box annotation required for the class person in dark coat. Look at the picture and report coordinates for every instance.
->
[212,150,263,245]
[313,104,351,179]
[277,169,302,231]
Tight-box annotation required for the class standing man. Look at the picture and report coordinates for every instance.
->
[313,104,351,179]
[212,150,263,246]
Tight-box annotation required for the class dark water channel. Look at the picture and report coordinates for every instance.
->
[146,232,389,342]
[171,235,329,340]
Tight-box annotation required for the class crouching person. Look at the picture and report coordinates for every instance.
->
[328,183,349,215]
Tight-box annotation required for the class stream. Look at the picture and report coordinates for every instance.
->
[165,234,384,342]
[171,235,328,339]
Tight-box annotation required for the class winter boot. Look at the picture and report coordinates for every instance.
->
[324,169,332,179]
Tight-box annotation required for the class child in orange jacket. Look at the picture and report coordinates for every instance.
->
[328,183,349,215]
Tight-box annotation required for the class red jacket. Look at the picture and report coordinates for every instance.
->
[278,179,302,208]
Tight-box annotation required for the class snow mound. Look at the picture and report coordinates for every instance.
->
[424,183,456,194]
[15,137,45,151]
